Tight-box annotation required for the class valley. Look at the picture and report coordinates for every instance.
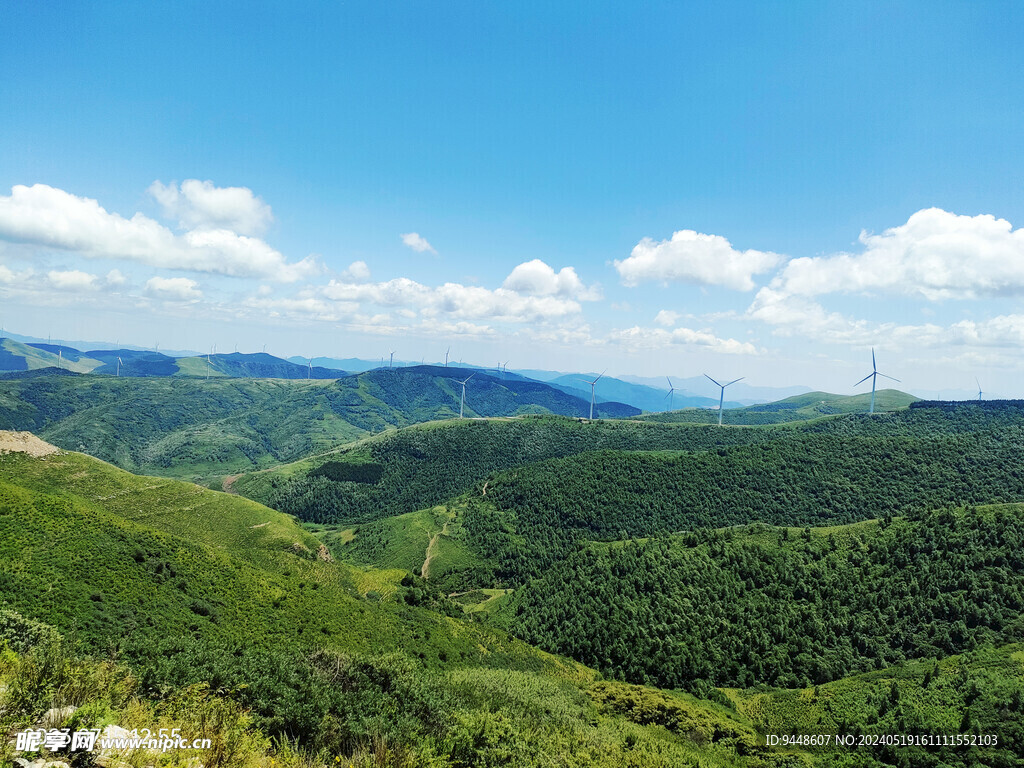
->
[2,370,1023,767]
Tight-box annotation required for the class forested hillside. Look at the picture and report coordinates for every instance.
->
[0,445,796,767]
[637,389,918,425]
[499,507,1024,690]
[236,415,792,525]
[0,367,636,479]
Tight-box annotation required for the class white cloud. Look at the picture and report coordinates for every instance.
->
[47,269,99,292]
[144,276,202,301]
[747,286,1024,353]
[502,259,600,300]
[615,229,782,290]
[341,260,371,282]
[654,309,680,326]
[607,325,759,355]
[0,264,32,284]
[149,179,273,235]
[320,277,582,323]
[773,208,1024,301]
[105,269,127,286]
[0,183,317,282]
[400,232,437,254]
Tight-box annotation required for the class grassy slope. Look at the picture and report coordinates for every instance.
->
[637,389,918,424]
[0,368,637,483]
[0,339,104,373]
[0,449,581,675]
[0,448,805,767]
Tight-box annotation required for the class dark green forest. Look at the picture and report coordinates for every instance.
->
[499,506,1024,690]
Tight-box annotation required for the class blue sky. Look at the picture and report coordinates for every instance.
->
[2,1,1024,397]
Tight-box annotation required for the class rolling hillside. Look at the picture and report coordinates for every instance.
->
[233,413,789,525]
[0,439,794,767]
[637,389,919,424]
[0,367,639,480]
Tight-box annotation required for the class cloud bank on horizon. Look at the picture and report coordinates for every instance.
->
[2,180,1024,383]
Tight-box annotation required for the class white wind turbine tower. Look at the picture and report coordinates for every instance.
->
[444,347,450,368]
[458,373,475,418]
[57,349,62,370]
[578,370,606,420]
[704,374,744,426]
[854,348,899,414]
[389,350,395,369]
[665,376,677,410]
[307,357,313,379]
[117,357,124,377]
[976,378,983,402]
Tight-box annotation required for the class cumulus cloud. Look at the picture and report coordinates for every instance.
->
[773,208,1024,301]
[400,232,437,254]
[144,276,202,301]
[747,286,1024,353]
[320,277,582,323]
[606,325,759,355]
[615,229,782,290]
[502,259,601,300]
[654,310,680,326]
[341,260,371,282]
[0,183,317,282]
[105,269,127,286]
[149,179,273,235]
[47,270,98,292]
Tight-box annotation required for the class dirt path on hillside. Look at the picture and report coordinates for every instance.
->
[0,431,58,457]
[421,512,454,581]
[222,474,241,494]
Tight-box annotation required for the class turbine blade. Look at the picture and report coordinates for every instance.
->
[666,376,673,388]
[872,348,876,371]
[724,377,745,388]
[594,369,606,383]
[877,373,900,382]
[703,373,722,387]
[854,373,874,386]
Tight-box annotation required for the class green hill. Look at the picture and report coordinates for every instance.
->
[637,389,918,424]
[495,506,1024,690]
[0,339,105,373]
[234,414,791,525]
[0,442,798,767]
[0,367,638,481]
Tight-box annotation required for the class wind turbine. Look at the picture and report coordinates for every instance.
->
[445,347,450,368]
[57,349,62,370]
[389,350,395,369]
[665,377,677,410]
[854,348,899,414]
[579,370,606,420]
[307,357,313,379]
[117,356,123,377]
[458,373,475,418]
[704,374,744,426]
[976,378,983,402]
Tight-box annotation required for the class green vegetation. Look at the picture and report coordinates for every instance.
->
[638,389,918,425]
[0,448,809,767]
[0,367,639,482]
[496,506,1024,691]
[735,644,1024,767]
[237,414,790,525]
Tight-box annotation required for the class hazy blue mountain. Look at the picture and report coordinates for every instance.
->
[619,374,812,405]
[549,373,727,412]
